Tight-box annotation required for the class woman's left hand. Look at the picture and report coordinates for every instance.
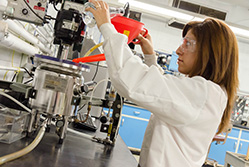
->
[85,0,111,28]
[136,33,155,55]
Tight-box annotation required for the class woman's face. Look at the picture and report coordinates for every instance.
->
[176,30,198,75]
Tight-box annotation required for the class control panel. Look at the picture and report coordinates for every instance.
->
[5,0,47,25]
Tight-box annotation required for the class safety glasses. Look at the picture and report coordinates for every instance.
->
[180,37,196,53]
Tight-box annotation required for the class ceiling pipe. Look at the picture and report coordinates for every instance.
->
[0,21,40,56]
[5,20,52,55]
[15,21,53,50]
[0,33,40,55]
[29,23,53,44]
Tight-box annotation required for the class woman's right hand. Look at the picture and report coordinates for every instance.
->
[136,33,155,55]
[85,0,111,28]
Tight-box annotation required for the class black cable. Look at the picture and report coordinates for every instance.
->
[23,0,44,21]
[21,67,34,78]
[53,3,59,11]
[24,78,33,84]
[78,104,86,111]
[30,56,34,65]
[45,15,57,20]
[11,71,17,82]
[91,62,100,81]
[123,2,130,17]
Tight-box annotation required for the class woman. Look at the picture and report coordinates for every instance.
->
[86,1,239,166]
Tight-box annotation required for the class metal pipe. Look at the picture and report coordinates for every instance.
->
[0,65,25,72]
[29,24,52,44]
[0,30,39,55]
[0,21,38,55]
[40,24,53,39]
[4,20,52,55]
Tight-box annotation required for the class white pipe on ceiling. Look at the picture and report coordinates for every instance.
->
[5,20,52,55]
[0,21,40,56]
[40,24,54,39]
[29,24,53,44]
[0,33,40,55]
[14,21,53,49]
[37,35,50,46]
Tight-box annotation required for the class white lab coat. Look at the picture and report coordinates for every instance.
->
[99,23,227,167]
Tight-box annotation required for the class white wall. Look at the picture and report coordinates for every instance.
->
[237,42,249,93]
[139,14,182,53]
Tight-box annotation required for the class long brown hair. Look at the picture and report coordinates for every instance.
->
[182,18,239,134]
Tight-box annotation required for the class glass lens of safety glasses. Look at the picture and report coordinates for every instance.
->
[180,37,196,52]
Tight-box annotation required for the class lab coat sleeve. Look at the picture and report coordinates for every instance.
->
[100,23,208,126]
[143,54,164,74]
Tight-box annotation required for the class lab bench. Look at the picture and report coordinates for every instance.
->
[0,122,138,167]
[224,151,249,167]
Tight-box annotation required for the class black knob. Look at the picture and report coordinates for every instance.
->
[100,115,108,124]
[81,85,88,93]
[22,8,28,15]
[37,2,42,7]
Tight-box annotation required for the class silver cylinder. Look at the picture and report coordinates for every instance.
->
[30,55,89,116]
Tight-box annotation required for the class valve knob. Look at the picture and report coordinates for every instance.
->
[100,115,108,124]
[22,8,28,15]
